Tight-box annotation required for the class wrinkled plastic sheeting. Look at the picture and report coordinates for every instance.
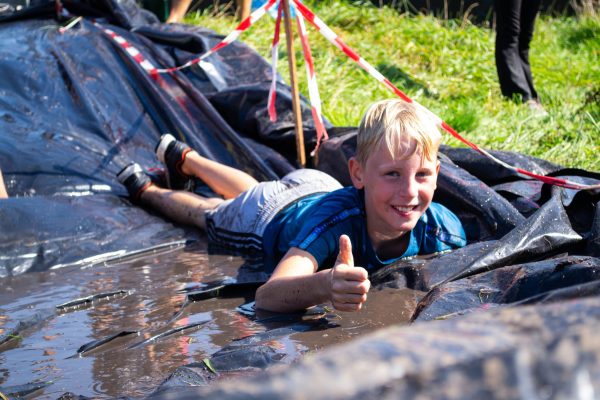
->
[153,296,600,400]
[370,193,584,293]
[589,201,600,256]
[0,0,326,193]
[151,318,334,397]
[127,13,331,164]
[439,145,563,186]
[0,8,279,196]
[411,255,600,321]
[0,195,193,277]
[436,194,582,283]
[0,0,328,274]
[435,154,525,240]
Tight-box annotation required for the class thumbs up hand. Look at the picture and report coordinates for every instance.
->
[329,235,370,311]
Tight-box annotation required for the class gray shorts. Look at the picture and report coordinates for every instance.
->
[205,169,342,255]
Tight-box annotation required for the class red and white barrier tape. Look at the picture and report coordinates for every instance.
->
[97,24,159,77]
[295,2,328,154]
[91,1,598,191]
[95,22,194,114]
[291,0,600,191]
[156,0,278,73]
[267,2,284,122]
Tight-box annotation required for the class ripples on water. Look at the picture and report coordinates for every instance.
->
[0,243,423,398]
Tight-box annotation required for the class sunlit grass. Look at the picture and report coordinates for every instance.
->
[184,1,599,171]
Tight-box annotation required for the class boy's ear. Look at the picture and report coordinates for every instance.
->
[348,157,365,189]
[433,159,440,190]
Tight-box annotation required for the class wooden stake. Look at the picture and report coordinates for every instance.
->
[282,0,306,167]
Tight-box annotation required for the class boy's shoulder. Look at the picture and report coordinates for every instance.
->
[423,202,460,222]
[417,202,467,250]
[311,186,364,208]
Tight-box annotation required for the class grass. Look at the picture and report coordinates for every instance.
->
[184,1,600,171]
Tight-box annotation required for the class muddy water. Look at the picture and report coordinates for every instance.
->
[0,243,423,399]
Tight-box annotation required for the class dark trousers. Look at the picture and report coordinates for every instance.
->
[494,0,542,102]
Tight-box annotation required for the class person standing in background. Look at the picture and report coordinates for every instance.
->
[166,0,192,23]
[494,0,547,114]
[166,0,251,23]
[236,0,251,20]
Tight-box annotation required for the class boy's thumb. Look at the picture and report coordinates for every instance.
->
[337,234,354,267]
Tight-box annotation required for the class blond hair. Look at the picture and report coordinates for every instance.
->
[355,99,441,165]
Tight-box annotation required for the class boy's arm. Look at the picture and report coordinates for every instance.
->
[255,235,371,313]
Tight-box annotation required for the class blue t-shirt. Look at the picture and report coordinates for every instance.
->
[262,186,466,273]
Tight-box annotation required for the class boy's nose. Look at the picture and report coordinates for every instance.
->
[399,177,419,198]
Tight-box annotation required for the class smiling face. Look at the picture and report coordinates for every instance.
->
[349,137,440,247]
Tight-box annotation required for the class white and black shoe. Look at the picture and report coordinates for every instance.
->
[116,163,152,203]
[155,133,194,191]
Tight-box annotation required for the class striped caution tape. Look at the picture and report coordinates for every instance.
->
[267,2,284,122]
[266,0,328,154]
[93,21,201,117]
[96,23,159,77]
[85,2,598,190]
[295,1,328,155]
[156,0,279,73]
[290,0,600,191]
[291,0,412,101]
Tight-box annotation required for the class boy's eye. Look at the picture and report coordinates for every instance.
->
[416,170,433,178]
[385,171,400,177]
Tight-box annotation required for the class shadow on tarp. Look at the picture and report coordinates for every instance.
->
[411,255,600,322]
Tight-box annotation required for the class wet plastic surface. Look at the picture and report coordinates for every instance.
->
[1,1,600,398]
[163,296,600,400]
[0,245,422,398]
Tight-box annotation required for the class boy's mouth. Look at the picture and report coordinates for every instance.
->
[392,205,417,213]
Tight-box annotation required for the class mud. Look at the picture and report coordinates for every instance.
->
[0,244,423,398]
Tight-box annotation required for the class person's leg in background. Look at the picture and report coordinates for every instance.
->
[167,0,193,23]
[167,0,254,23]
[495,0,533,102]
[518,0,543,102]
[236,0,251,20]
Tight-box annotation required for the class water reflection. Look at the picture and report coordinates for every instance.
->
[0,244,423,398]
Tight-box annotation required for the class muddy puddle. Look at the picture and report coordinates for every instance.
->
[0,243,423,398]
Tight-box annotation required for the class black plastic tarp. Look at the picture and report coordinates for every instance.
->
[0,0,326,276]
[156,296,600,400]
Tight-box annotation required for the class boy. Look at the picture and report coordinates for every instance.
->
[117,100,466,313]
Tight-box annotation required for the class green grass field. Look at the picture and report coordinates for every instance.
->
[185,1,599,171]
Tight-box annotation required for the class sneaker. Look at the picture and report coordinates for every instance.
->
[117,163,152,202]
[155,133,194,191]
[525,99,548,117]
